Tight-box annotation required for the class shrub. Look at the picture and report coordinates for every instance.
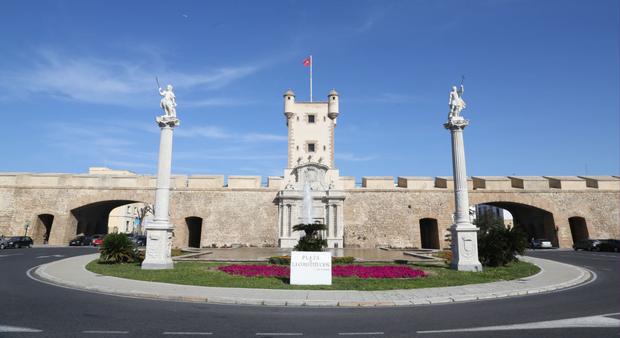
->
[99,233,136,264]
[436,250,453,263]
[333,256,355,264]
[292,223,327,251]
[269,256,291,265]
[478,224,527,267]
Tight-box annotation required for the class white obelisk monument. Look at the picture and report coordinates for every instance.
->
[444,84,483,272]
[142,84,179,270]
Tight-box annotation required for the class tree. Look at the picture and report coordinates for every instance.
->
[135,204,153,234]
[475,210,527,266]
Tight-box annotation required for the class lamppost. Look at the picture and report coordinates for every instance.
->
[24,221,30,236]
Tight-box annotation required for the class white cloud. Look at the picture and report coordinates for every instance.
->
[1,49,261,107]
[336,152,377,161]
[176,125,286,142]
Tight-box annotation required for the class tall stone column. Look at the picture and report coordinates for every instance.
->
[142,115,180,270]
[444,116,482,272]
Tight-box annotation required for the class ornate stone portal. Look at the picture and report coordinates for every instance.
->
[277,89,345,248]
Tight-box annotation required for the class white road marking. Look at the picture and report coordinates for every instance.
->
[338,332,384,335]
[163,333,213,335]
[36,255,51,258]
[83,330,129,334]
[0,324,42,332]
[417,313,620,334]
[256,333,303,336]
[0,254,23,258]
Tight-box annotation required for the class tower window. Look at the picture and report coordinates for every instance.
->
[323,145,326,151]
[308,143,316,152]
[308,114,315,123]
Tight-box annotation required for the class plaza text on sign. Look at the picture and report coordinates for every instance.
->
[290,251,332,285]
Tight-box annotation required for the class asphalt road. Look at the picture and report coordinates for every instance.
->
[0,247,618,338]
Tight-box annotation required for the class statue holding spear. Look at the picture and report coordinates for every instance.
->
[157,77,177,118]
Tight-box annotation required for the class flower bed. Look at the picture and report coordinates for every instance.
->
[218,264,289,277]
[218,264,427,279]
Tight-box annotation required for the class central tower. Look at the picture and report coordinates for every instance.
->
[277,89,345,248]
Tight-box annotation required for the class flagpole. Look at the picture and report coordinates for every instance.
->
[310,55,313,102]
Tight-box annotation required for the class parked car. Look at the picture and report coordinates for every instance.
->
[573,239,601,251]
[6,236,33,249]
[132,235,147,247]
[90,234,105,246]
[0,236,9,250]
[598,239,620,252]
[530,238,553,249]
[69,235,92,246]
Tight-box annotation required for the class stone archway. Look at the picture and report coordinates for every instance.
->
[33,214,54,244]
[419,218,440,249]
[476,201,559,247]
[185,216,203,248]
[569,216,589,243]
[70,200,141,237]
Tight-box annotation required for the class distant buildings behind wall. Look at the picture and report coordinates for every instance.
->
[108,203,152,234]
[472,204,514,227]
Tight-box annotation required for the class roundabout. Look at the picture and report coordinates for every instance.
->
[34,251,586,307]
[1,247,618,337]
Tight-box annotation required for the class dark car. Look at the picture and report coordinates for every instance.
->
[573,239,602,251]
[598,239,620,252]
[131,235,147,247]
[69,235,91,246]
[6,236,33,249]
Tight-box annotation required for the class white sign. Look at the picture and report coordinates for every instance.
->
[290,251,332,285]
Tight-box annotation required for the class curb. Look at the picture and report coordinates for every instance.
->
[32,254,592,308]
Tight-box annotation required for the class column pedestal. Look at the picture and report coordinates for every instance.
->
[444,116,482,272]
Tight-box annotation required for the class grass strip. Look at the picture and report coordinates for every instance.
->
[86,260,539,291]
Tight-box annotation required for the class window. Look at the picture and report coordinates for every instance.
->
[308,143,316,152]
[308,114,315,123]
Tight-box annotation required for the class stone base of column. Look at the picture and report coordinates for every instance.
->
[450,225,483,272]
[142,222,174,270]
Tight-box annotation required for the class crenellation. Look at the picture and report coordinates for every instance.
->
[578,176,620,190]
[227,176,262,189]
[187,175,225,189]
[397,176,435,189]
[435,176,474,190]
[362,176,395,189]
[544,176,587,190]
[472,176,512,190]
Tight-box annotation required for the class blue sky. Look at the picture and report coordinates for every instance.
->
[1,0,618,179]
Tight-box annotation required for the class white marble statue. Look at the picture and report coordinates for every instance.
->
[159,84,177,117]
[448,85,466,119]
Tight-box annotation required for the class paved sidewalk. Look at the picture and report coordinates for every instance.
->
[33,254,591,307]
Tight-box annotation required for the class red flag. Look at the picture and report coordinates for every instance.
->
[303,56,311,67]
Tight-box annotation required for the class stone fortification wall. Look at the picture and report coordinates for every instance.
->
[0,172,618,249]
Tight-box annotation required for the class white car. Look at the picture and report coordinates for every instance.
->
[532,238,553,249]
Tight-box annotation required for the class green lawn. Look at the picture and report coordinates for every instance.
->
[86,260,539,291]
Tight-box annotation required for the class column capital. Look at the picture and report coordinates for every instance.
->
[443,116,469,130]
[156,115,181,128]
